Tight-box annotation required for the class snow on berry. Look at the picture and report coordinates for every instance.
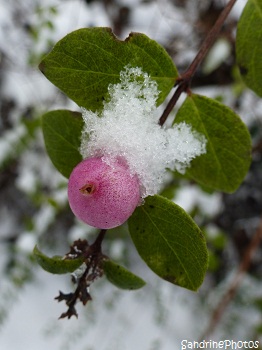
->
[80,66,207,198]
[68,157,140,229]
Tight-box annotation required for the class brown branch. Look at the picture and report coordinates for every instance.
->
[159,0,238,126]
[56,230,107,319]
[158,83,189,126]
[200,217,262,339]
[184,0,237,81]
[92,229,107,251]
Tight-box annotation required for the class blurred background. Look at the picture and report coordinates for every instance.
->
[1,0,262,349]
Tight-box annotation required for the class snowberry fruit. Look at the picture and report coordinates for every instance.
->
[67,157,141,229]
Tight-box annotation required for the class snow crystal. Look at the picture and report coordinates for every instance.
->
[80,66,206,198]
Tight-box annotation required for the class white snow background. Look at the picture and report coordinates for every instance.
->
[1,1,262,349]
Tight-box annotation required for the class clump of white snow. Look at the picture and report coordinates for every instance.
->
[80,66,206,198]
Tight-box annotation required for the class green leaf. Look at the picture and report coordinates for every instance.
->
[128,195,208,291]
[39,27,178,110]
[102,259,146,290]
[174,94,251,193]
[42,109,84,178]
[33,245,84,274]
[236,0,262,97]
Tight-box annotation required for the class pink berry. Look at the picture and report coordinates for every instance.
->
[67,157,141,229]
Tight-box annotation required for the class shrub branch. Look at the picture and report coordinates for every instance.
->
[159,0,238,126]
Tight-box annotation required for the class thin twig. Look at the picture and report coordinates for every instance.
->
[159,0,238,126]
[200,217,262,339]
[158,83,189,126]
[184,0,237,81]
[93,229,107,250]
[56,231,107,319]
